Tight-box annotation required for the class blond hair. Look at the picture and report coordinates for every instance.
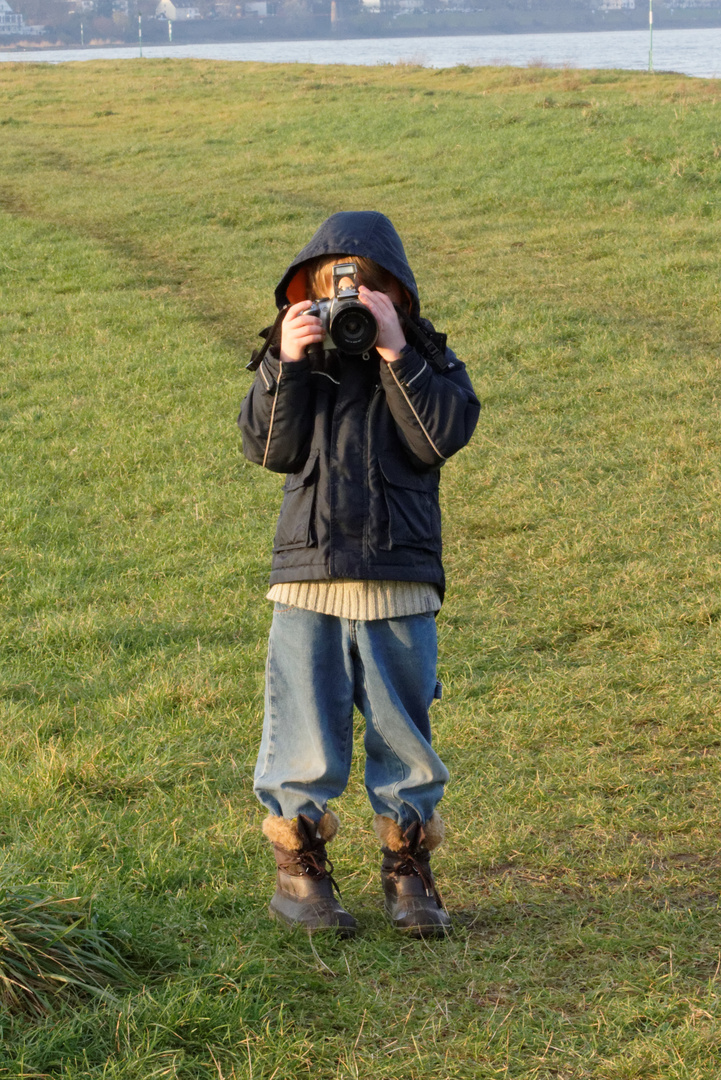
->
[305,255,410,310]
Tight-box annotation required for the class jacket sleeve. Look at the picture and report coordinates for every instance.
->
[237,352,315,474]
[379,344,481,468]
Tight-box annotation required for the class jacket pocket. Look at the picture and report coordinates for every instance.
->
[273,450,320,552]
[379,456,441,552]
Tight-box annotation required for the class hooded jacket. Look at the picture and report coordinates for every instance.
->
[238,211,480,598]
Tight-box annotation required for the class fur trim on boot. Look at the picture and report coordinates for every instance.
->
[262,810,340,852]
[373,811,445,853]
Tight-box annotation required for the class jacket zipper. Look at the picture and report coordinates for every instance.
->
[363,384,382,564]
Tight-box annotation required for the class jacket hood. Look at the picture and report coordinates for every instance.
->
[274,211,420,318]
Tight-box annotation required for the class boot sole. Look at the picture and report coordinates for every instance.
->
[384,902,452,938]
[268,903,357,939]
[393,921,452,939]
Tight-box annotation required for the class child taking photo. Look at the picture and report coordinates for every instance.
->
[239,211,480,938]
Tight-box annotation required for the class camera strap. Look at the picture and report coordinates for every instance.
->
[398,313,450,373]
[246,305,289,372]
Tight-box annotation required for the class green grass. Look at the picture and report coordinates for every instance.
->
[0,888,135,1016]
[1,58,720,1078]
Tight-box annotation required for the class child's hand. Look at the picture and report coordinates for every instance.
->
[358,286,407,363]
[280,301,323,363]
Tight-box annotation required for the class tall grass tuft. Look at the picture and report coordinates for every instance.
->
[0,888,134,1016]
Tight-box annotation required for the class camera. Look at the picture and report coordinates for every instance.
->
[305,262,378,356]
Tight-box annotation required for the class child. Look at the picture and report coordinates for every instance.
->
[238,211,480,937]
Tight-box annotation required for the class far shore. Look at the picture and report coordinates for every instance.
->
[2,9,721,53]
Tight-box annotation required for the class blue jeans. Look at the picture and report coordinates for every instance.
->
[254,604,449,827]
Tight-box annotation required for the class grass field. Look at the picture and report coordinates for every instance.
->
[1,58,720,1078]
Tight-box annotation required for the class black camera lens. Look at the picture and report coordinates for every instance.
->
[330,303,378,355]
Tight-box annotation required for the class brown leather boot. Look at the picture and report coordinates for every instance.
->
[262,812,357,937]
[374,813,451,938]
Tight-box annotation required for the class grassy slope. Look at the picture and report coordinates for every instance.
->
[1,60,720,1078]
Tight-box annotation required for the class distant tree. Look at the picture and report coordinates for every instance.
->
[89,14,117,33]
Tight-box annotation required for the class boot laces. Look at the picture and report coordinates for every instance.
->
[383,821,444,908]
[386,848,442,905]
[275,846,343,899]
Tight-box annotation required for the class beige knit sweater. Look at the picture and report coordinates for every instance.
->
[267,579,441,620]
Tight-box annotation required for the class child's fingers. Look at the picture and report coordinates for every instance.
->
[287,326,324,344]
[280,304,324,361]
[287,311,322,332]
[357,290,380,321]
[358,288,398,329]
[286,324,323,343]
[358,286,406,358]
[285,300,315,320]
[280,322,324,361]
[359,286,393,314]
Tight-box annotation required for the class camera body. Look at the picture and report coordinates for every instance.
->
[305,262,378,356]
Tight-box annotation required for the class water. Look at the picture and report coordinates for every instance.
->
[0,26,719,78]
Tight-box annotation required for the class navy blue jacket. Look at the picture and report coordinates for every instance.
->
[238,211,480,598]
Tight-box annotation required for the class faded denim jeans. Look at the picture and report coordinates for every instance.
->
[254,603,449,827]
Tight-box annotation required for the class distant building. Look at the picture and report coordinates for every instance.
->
[599,0,635,8]
[155,0,201,17]
[0,0,43,32]
[0,0,22,31]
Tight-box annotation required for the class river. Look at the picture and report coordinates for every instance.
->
[0,26,719,78]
